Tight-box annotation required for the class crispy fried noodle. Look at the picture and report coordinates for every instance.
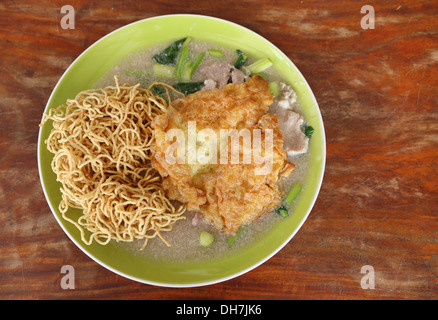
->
[41,77,186,249]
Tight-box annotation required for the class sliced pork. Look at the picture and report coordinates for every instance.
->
[270,83,309,157]
[200,62,248,90]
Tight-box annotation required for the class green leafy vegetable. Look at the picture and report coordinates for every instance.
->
[180,61,192,82]
[285,183,302,205]
[173,82,205,95]
[153,63,175,78]
[247,57,273,74]
[275,184,302,219]
[187,52,205,79]
[275,205,289,218]
[234,49,248,69]
[150,84,168,102]
[181,36,192,48]
[191,52,205,72]
[304,125,314,138]
[180,52,205,81]
[177,49,205,81]
[152,37,187,65]
[176,47,189,79]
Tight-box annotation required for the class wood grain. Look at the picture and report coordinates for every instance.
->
[0,0,437,299]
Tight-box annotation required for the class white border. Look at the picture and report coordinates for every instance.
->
[37,14,326,288]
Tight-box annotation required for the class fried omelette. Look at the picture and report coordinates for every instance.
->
[151,76,294,235]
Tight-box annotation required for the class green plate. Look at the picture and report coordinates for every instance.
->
[38,14,326,287]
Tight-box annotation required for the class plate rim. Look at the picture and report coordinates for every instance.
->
[37,13,326,287]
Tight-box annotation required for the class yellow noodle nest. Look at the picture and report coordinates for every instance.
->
[41,78,186,249]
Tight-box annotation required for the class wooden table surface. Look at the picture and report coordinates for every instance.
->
[0,0,437,300]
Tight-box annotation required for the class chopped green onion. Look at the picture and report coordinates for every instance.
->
[200,231,215,248]
[285,183,301,205]
[304,125,314,138]
[269,81,281,98]
[247,57,273,74]
[208,49,224,58]
[275,205,289,218]
[234,49,248,69]
[153,63,175,78]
